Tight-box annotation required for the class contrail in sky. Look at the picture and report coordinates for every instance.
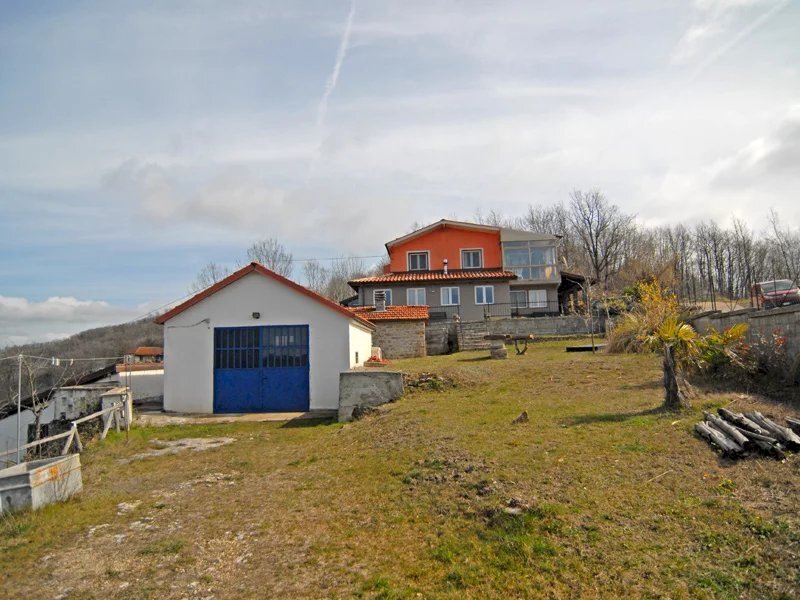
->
[316,0,356,131]
[688,0,790,83]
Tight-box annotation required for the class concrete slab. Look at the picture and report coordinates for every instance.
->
[135,410,336,427]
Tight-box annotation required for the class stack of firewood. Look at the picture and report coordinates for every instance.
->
[695,408,800,460]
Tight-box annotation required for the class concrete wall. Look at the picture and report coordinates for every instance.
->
[0,454,82,513]
[689,305,800,377]
[372,320,427,358]
[348,322,374,367]
[338,371,404,422]
[163,272,362,413]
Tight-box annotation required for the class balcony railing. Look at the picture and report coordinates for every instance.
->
[483,301,562,319]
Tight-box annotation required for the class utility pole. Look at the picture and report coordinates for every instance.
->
[16,354,22,464]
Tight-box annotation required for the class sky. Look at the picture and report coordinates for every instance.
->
[1,0,799,347]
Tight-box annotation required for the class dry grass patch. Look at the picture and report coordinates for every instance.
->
[1,341,798,598]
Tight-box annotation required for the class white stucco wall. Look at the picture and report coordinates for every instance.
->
[348,322,374,368]
[120,371,164,401]
[163,272,370,413]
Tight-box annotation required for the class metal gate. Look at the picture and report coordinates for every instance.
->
[213,325,310,413]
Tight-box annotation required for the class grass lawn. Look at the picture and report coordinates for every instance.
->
[1,341,798,599]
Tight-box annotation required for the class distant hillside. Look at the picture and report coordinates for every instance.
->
[0,318,163,411]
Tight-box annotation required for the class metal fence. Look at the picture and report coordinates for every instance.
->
[483,301,562,319]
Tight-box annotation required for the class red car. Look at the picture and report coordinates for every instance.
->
[752,279,800,309]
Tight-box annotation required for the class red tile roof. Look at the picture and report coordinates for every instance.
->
[349,305,430,321]
[349,269,516,285]
[130,346,163,356]
[155,263,375,330]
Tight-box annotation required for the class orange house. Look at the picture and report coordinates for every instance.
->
[386,222,503,272]
[349,219,563,323]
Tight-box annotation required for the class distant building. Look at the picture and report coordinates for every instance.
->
[128,346,164,364]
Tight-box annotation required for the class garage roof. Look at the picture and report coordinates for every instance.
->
[155,262,375,329]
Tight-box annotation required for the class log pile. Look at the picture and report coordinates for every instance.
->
[694,408,800,460]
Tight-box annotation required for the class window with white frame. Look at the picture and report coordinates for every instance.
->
[440,287,460,306]
[461,249,483,269]
[407,252,429,271]
[510,290,527,308]
[528,289,548,308]
[475,285,494,305]
[510,289,548,308]
[373,289,393,306]
[407,288,427,305]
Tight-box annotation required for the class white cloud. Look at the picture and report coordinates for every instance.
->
[711,105,800,185]
[103,160,411,253]
[0,296,143,348]
[672,0,786,66]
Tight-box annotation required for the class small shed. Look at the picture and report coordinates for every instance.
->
[155,262,374,414]
[349,305,429,358]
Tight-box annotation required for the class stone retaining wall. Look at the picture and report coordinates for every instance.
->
[372,320,426,358]
[423,315,600,355]
[426,321,457,355]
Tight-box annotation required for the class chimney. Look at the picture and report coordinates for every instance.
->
[374,289,387,312]
[443,259,448,275]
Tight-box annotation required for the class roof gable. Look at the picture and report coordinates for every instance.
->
[385,219,500,249]
[155,262,374,329]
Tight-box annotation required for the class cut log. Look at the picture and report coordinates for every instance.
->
[717,408,767,435]
[729,425,779,445]
[751,440,787,461]
[694,422,744,456]
[786,417,800,436]
[704,412,750,447]
[745,412,800,450]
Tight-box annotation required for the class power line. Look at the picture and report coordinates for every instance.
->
[0,353,125,363]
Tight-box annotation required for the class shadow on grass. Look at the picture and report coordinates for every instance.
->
[457,356,492,363]
[622,379,663,391]
[280,417,336,429]
[563,406,671,426]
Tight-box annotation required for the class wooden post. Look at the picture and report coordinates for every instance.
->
[73,424,83,453]
[101,411,114,440]
[61,429,76,455]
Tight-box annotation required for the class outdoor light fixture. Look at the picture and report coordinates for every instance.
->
[252,312,261,319]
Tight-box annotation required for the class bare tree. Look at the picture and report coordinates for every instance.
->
[189,261,231,293]
[767,209,800,285]
[303,260,329,295]
[325,257,369,302]
[245,238,294,278]
[473,208,507,227]
[20,357,88,442]
[568,190,634,289]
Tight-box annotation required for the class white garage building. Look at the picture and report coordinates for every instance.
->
[156,262,374,414]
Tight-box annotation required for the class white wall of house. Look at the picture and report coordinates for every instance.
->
[163,271,371,413]
[117,370,164,402]
[348,323,373,367]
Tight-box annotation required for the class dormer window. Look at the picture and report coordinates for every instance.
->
[408,251,429,271]
[461,249,483,269]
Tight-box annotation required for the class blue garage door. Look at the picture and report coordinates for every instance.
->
[213,325,310,413]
